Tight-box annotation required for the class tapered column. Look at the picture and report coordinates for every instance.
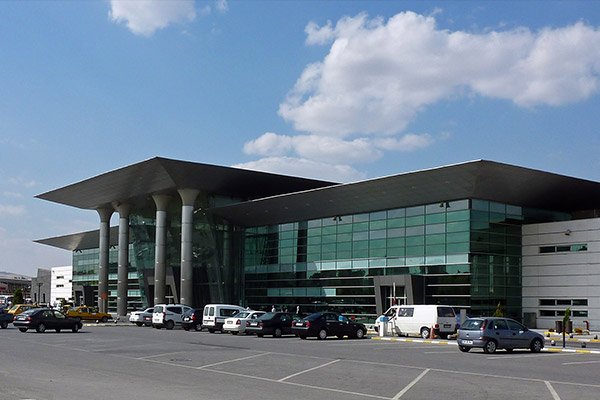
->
[96,207,113,313]
[178,189,199,306]
[152,194,171,306]
[115,203,131,317]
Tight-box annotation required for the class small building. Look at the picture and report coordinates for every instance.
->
[50,266,73,307]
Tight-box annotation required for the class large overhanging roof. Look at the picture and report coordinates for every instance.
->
[211,160,600,227]
[36,157,335,210]
[35,227,120,251]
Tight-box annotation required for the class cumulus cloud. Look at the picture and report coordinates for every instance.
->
[0,204,25,217]
[233,157,366,182]
[280,12,600,136]
[109,0,196,36]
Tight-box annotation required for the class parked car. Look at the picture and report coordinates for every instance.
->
[13,308,82,333]
[291,311,367,340]
[0,308,13,329]
[182,308,203,331]
[223,310,266,334]
[457,317,545,354]
[202,304,246,333]
[152,304,193,330]
[129,307,154,327]
[245,312,294,338]
[7,304,38,316]
[66,305,112,323]
[377,305,456,339]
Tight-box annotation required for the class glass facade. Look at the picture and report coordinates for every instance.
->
[243,199,570,322]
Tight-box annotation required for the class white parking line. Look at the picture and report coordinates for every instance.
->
[562,360,600,365]
[486,353,581,360]
[277,359,340,382]
[197,352,271,369]
[545,381,561,400]
[392,368,430,399]
[423,351,457,354]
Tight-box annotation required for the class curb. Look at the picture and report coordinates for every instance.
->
[370,336,600,355]
[543,332,600,343]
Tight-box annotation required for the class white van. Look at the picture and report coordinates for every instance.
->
[379,305,456,339]
[202,304,246,333]
[152,304,193,330]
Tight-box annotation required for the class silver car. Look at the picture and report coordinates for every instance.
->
[457,317,544,354]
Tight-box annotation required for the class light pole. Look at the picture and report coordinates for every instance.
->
[37,282,43,305]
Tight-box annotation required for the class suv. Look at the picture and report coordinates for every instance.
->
[457,317,544,354]
[152,304,193,330]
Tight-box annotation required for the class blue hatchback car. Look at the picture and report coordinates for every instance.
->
[457,317,544,354]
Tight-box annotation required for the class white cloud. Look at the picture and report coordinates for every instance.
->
[243,132,294,156]
[0,204,25,217]
[215,0,229,13]
[233,157,366,183]
[280,12,600,136]
[374,134,434,152]
[109,0,196,36]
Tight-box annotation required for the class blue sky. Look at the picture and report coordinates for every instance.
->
[1,0,600,276]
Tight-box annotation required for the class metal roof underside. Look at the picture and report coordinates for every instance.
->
[36,157,335,210]
[210,160,600,227]
[35,227,120,251]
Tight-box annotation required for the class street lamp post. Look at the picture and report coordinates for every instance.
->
[37,282,43,305]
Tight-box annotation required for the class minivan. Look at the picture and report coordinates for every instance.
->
[152,304,193,330]
[378,305,456,339]
[202,304,246,333]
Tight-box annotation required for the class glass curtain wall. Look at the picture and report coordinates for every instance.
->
[244,199,547,322]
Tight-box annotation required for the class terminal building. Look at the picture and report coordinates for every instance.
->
[36,157,600,329]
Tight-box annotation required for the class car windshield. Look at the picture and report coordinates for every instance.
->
[461,319,485,330]
[235,312,250,319]
[258,312,276,320]
[19,308,38,316]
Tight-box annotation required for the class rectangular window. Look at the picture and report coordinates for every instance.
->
[539,310,555,317]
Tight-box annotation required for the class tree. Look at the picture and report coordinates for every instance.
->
[13,288,24,305]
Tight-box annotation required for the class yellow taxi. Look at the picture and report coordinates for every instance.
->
[67,306,113,323]
[7,304,38,315]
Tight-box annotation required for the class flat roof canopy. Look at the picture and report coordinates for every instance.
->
[211,160,600,227]
[36,157,335,210]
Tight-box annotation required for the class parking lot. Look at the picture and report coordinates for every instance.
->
[1,325,599,400]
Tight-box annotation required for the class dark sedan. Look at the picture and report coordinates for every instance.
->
[0,308,13,329]
[245,312,293,337]
[182,308,203,331]
[13,308,82,333]
[292,311,367,340]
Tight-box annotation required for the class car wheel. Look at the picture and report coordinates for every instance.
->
[165,320,175,330]
[274,328,283,338]
[154,325,161,329]
[194,324,202,332]
[72,324,79,333]
[0,321,7,329]
[483,340,497,354]
[135,322,143,327]
[55,329,61,333]
[36,323,46,333]
[208,328,215,333]
[420,327,430,339]
[101,316,108,323]
[530,338,543,353]
[458,345,470,353]
[19,328,27,333]
[318,329,327,340]
[355,329,365,339]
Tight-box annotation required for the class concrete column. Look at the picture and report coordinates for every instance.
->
[178,189,199,306]
[152,194,171,306]
[115,203,131,317]
[96,207,113,314]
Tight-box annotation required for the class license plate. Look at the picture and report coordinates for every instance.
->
[295,322,303,326]
[443,324,451,328]
[227,321,232,324]
[250,322,258,326]
[462,340,473,345]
